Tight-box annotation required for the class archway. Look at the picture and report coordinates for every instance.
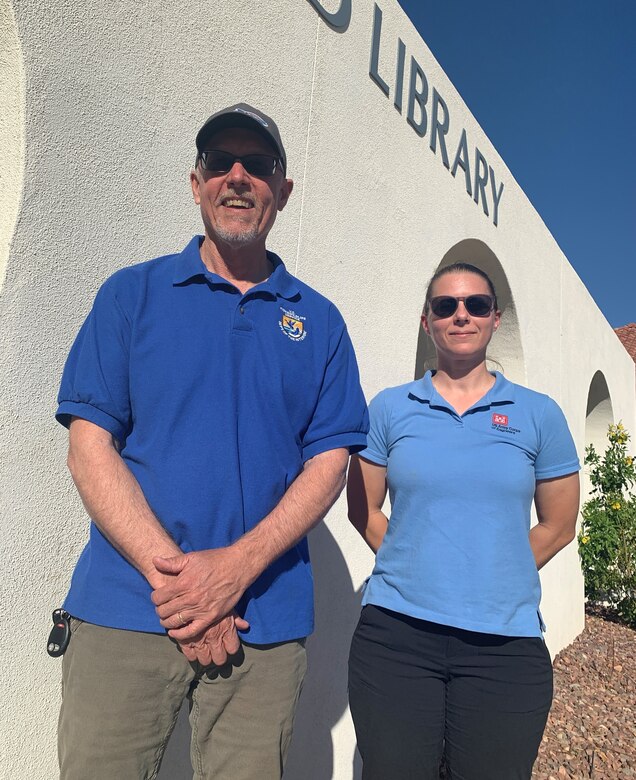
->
[583,370,614,498]
[414,239,525,384]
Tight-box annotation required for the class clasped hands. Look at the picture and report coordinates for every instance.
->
[151,547,251,667]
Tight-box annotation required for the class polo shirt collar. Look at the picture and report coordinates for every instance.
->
[410,370,515,408]
[262,253,301,300]
[173,236,300,299]
[173,236,208,284]
[487,371,516,404]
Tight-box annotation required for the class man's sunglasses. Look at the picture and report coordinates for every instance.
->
[198,150,280,177]
[428,295,495,318]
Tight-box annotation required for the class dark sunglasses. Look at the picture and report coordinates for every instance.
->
[198,150,280,177]
[428,294,495,318]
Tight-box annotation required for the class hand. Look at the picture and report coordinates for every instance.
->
[151,547,251,641]
[177,612,249,666]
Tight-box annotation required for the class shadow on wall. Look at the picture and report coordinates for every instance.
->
[415,239,526,385]
[284,522,363,780]
[158,521,364,780]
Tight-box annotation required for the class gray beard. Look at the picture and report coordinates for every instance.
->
[214,224,260,246]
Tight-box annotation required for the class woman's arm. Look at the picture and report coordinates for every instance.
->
[347,455,389,553]
[530,472,580,569]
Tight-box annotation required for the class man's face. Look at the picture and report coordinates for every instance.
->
[191,127,293,250]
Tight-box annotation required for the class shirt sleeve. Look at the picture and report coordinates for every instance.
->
[534,397,581,479]
[56,276,132,442]
[357,390,390,466]
[300,305,369,461]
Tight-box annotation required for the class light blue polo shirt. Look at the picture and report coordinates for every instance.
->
[360,371,580,637]
[56,236,368,643]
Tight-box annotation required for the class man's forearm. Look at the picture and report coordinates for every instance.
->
[234,447,349,586]
[68,418,181,589]
[152,447,349,637]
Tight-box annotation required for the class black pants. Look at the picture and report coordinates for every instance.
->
[348,605,553,780]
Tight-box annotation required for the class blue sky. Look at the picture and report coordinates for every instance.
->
[397,0,636,328]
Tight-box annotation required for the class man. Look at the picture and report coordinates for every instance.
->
[55,103,368,779]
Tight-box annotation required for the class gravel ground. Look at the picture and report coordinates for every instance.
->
[533,607,636,779]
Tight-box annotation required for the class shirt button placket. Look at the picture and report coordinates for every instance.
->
[232,299,253,333]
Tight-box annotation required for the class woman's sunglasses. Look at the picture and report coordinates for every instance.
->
[428,294,495,318]
[198,150,280,177]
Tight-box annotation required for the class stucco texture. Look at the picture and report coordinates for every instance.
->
[1,0,634,777]
[0,0,24,296]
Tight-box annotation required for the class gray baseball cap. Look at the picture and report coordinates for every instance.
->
[196,103,287,173]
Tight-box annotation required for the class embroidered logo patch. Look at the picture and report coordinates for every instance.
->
[491,412,521,435]
[279,307,307,341]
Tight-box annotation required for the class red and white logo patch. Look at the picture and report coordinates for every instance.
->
[492,413,508,426]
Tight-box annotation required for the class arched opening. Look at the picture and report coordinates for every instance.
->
[583,371,614,498]
[414,239,525,384]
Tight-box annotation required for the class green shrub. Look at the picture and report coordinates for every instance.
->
[578,423,636,627]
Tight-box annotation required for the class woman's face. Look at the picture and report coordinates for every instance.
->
[421,272,500,365]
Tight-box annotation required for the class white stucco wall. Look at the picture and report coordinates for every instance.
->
[0,0,24,296]
[1,0,634,777]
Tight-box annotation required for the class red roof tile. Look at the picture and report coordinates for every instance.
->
[615,323,636,363]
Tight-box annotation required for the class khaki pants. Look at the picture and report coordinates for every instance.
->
[58,619,306,780]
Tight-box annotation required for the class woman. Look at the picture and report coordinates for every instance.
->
[347,263,580,780]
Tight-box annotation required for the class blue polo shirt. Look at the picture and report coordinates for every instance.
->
[360,371,580,637]
[56,236,368,643]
